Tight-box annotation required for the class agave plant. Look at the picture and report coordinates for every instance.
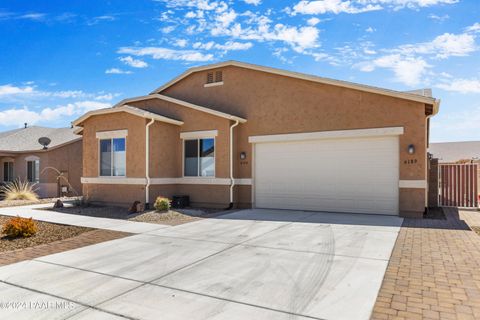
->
[0,179,38,201]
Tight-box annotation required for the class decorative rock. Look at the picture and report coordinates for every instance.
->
[53,199,64,208]
[129,201,141,214]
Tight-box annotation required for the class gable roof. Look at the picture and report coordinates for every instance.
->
[429,141,480,163]
[0,126,81,152]
[112,93,247,123]
[72,105,184,127]
[151,60,440,115]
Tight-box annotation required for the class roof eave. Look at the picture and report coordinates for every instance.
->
[150,60,438,105]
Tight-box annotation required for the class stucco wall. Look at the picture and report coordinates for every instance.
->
[0,139,83,198]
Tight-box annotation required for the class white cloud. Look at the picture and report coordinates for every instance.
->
[358,54,430,86]
[193,41,253,51]
[119,56,148,68]
[291,1,382,15]
[87,15,116,26]
[118,47,213,61]
[395,32,476,59]
[307,17,321,26]
[289,0,458,16]
[159,0,223,11]
[243,0,262,5]
[365,26,375,33]
[0,84,34,96]
[105,68,133,74]
[18,13,46,21]
[174,39,189,47]
[216,41,253,50]
[161,26,176,33]
[0,101,111,127]
[216,9,237,28]
[428,14,449,22]
[436,78,480,94]
[466,23,480,33]
[95,93,121,101]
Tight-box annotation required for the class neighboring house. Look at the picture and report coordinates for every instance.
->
[0,125,82,198]
[429,141,480,163]
[73,61,440,218]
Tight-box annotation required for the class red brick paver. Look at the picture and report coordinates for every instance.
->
[371,208,480,320]
[0,229,131,266]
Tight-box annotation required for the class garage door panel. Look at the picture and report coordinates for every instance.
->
[254,136,399,215]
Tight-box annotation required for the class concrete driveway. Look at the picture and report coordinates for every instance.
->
[0,209,402,320]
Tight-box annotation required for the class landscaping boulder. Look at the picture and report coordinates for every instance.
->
[53,199,64,208]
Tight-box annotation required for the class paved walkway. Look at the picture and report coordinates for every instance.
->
[0,203,168,234]
[371,208,480,320]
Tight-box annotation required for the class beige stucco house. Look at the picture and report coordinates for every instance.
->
[0,125,82,198]
[73,61,440,218]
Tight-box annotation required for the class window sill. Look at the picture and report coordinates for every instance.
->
[204,82,223,88]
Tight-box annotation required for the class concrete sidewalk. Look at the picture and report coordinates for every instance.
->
[0,208,403,320]
[0,203,167,234]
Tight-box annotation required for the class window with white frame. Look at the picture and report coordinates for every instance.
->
[27,160,39,183]
[3,162,13,182]
[100,138,126,176]
[184,138,215,177]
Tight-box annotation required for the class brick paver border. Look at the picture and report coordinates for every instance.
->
[0,229,132,266]
[371,208,480,320]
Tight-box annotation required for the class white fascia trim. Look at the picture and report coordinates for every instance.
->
[249,127,404,144]
[180,130,218,140]
[151,178,252,185]
[204,81,224,88]
[399,180,427,189]
[96,129,128,139]
[81,177,146,185]
[72,105,184,127]
[150,61,438,107]
[81,177,252,186]
[25,155,40,161]
[112,94,247,123]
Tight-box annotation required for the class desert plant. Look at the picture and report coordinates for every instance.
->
[154,197,171,211]
[2,216,37,238]
[0,179,38,201]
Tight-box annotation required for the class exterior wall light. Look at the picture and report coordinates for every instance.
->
[240,152,247,160]
[407,144,415,155]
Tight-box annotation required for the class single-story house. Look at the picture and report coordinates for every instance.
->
[73,61,440,218]
[0,125,82,198]
[429,141,480,163]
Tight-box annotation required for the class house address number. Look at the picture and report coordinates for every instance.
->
[404,159,417,164]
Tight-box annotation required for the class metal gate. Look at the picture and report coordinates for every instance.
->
[439,164,478,207]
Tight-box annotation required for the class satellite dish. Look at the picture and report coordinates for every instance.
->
[38,137,51,150]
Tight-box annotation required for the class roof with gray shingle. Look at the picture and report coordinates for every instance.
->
[429,141,480,163]
[0,126,81,152]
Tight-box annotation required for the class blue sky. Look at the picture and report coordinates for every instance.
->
[0,0,479,142]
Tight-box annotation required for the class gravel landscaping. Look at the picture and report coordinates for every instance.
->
[0,196,81,208]
[0,215,92,252]
[49,205,228,226]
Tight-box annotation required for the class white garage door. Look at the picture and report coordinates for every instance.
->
[253,135,399,215]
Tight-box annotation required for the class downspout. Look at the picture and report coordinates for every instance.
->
[145,118,155,209]
[228,119,240,209]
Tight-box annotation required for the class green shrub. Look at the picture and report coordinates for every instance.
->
[154,197,171,211]
[2,216,37,238]
[1,179,38,201]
